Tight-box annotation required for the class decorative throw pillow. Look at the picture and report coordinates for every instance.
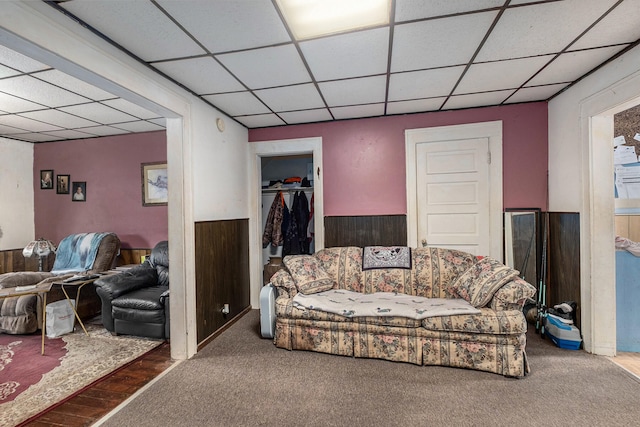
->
[450,257,520,307]
[283,255,336,294]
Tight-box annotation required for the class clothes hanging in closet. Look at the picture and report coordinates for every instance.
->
[262,191,285,248]
[294,191,310,254]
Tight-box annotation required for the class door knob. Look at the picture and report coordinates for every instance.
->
[421,239,427,247]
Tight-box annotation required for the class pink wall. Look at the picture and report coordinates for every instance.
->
[33,131,167,249]
[250,102,548,215]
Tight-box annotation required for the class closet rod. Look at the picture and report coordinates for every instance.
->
[262,187,313,194]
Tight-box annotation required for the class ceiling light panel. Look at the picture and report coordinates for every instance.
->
[476,0,619,62]
[217,45,310,89]
[528,46,626,86]
[153,57,245,95]
[299,28,389,81]
[157,0,291,53]
[203,92,271,116]
[330,103,385,120]
[279,108,332,124]
[388,66,465,101]
[0,75,89,107]
[19,109,98,128]
[277,0,390,40]
[33,69,116,101]
[60,1,205,62]
[392,12,498,72]
[319,76,387,107]
[58,103,138,124]
[455,55,554,94]
[395,0,504,22]
[386,97,448,115]
[443,89,515,110]
[254,84,325,112]
[570,0,640,50]
[505,83,569,104]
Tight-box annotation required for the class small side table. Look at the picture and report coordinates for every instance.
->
[0,282,54,355]
[54,274,112,336]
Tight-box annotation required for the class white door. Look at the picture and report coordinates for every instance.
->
[416,138,490,255]
[406,121,503,259]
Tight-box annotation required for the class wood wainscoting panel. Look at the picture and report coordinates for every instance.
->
[324,215,407,248]
[0,249,52,274]
[547,212,581,329]
[195,219,251,345]
[117,248,152,266]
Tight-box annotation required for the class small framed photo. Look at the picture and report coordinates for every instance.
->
[72,181,86,202]
[56,174,70,194]
[40,170,54,189]
[141,162,168,206]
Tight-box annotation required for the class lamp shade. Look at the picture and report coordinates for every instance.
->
[23,238,57,258]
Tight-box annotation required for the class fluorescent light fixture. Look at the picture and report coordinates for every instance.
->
[277,0,391,40]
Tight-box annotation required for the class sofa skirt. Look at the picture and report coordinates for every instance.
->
[275,318,529,377]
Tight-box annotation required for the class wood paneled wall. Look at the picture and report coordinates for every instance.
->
[195,219,250,345]
[0,249,53,274]
[324,215,407,247]
[116,248,152,266]
[547,212,581,328]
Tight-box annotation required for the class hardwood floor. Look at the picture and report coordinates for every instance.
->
[22,342,173,427]
[611,351,640,378]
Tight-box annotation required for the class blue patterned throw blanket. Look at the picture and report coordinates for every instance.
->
[51,232,110,274]
[362,246,411,270]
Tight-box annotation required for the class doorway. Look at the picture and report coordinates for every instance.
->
[249,137,324,308]
[405,121,503,259]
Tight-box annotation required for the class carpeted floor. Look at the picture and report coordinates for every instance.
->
[98,310,640,427]
[0,324,162,427]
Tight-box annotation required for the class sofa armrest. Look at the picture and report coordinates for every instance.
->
[270,269,297,298]
[94,265,157,302]
[489,278,537,311]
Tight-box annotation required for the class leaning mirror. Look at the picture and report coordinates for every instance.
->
[504,209,540,285]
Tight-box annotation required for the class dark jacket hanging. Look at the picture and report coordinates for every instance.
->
[262,191,284,248]
[293,191,310,254]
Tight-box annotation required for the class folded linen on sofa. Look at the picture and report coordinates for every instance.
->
[292,289,480,320]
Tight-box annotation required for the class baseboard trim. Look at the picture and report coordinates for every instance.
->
[197,305,252,351]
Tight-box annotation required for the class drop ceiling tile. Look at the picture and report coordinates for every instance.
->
[153,57,245,95]
[386,97,447,115]
[59,103,138,124]
[202,92,270,116]
[443,90,515,110]
[571,0,640,50]
[19,109,98,128]
[234,114,286,128]
[0,123,28,135]
[149,118,167,127]
[0,92,47,113]
[319,76,387,107]
[255,84,325,112]
[0,45,50,73]
[101,98,162,120]
[455,55,553,94]
[388,66,465,101]
[157,0,290,53]
[0,114,62,132]
[330,104,385,120]
[217,45,310,89]
[9,132,64,142]
[0,64,22,79]
[476,0,619,61]
[75,125,130,137]
[528,46,626,86]
[111,121,165,133]
[279,109,333,125]
[300,28,389,81]
[392,12,498,72]
[42,129,97,140]
[0,75,89,108]
[60,1,205,61]
[505,83,569,103]
[33,69,116,101]
[395,0,504,22]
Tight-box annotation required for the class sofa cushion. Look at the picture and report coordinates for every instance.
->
[421,308,528,335]
[283,255,335,294]
[450,257,520,307]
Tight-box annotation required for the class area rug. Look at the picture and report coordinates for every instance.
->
[0,324,161,427]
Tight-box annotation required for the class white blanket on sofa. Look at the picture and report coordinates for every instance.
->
[292,289,480,320]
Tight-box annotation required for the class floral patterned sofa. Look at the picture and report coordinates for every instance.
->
[269,246,537,377]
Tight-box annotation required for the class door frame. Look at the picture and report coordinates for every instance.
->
[249,137,324,308]
[405,121,503,259]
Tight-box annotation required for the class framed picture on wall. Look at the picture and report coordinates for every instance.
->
[72,181,86,202]
[40,170,54,189]
[56,174,70,194]
[141,162,168,206]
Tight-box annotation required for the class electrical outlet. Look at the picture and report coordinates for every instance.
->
[222,303,230,315]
